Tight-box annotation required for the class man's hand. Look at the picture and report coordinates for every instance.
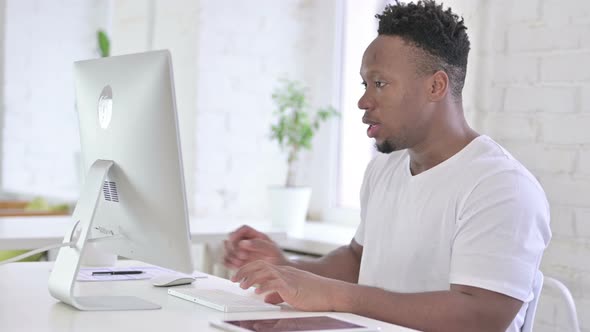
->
[223,225,288,269]
[231,260,345,312]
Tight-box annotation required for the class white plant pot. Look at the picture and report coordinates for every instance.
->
[268,186,312,235]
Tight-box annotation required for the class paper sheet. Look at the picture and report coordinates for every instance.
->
[77,265,208,282]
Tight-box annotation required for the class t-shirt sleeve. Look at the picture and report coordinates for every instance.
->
[449,169,551,301]
[354,156,378,246]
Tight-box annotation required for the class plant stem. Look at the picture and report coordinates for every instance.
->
[286,148,298,187]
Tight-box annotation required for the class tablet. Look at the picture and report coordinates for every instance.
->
[209,315,380,332]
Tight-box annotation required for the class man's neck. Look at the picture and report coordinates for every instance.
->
[407,117,478,176]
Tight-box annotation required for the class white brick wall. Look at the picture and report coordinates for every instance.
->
[479,112,537,141]
[504,86,576,113]
[542,0,590,25]
[0,0,336,215]
[582,86,590,111]
[505,143,576,174]
[1,0,111,200]
[507,23,583,52]
[549,206,575,238]
[492,55,538,84]
[508,0,541,22]
[449,0,590,330]
[540,176,590,207]
[542,52,590,82]
[575,209,590,237]
[192,0,337,219]
[111,0,200,216]
[539,114,590,144]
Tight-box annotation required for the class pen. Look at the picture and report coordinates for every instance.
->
[92,270,144,276]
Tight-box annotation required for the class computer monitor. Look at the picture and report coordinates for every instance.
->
[48,50,193,311]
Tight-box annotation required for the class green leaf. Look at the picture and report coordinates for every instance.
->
[269,79,340,184]
[97,30,110,57]
[24,197,49,211]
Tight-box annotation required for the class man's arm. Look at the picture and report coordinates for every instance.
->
[337,283,523,332]
[288,239,363,283]
[223,225,363,283]
[232,260,523,332]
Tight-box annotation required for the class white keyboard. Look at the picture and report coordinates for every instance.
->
[168,288,281,313]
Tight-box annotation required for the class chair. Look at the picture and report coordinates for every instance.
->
[522,272,543,332]
[522,272,581,332]
[543,276,581,332]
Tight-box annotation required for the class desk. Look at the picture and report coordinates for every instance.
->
[0,261,417,332]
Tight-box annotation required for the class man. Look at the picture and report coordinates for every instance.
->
[223,1,551,331]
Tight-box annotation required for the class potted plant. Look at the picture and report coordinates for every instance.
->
[268,79,338,234]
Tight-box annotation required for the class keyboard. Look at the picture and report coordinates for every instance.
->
[168,288,281,312]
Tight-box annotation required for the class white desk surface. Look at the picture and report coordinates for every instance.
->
[0,216,357,255]
[0,261,417,332]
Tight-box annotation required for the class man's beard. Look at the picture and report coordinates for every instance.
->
[375,138,404,154]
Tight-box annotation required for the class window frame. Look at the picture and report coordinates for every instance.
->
[307,0,382,226]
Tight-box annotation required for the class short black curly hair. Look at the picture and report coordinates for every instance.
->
[376,0,470,98]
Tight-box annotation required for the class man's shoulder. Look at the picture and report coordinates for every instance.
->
[460,136,547,209]
[466,136,539,185]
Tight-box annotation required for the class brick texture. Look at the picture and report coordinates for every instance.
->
[1,0,109,200]
[191,0,337,218]
[455,0,590,330]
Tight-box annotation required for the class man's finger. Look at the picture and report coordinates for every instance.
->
[228,225,267,242]
[223,240,235,256]
[223,257,237,269]
[229,256,246,269]
[238,238,276,254]
[255,279,281,295]
[239,269,276,290]
[231,260,270,283]
[264,291,284,304]
[223,240,242,262]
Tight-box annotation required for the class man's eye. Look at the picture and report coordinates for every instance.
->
[361,81,367,89]
[375,81,386,88]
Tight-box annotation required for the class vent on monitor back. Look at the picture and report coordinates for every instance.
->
[102,181,119,202]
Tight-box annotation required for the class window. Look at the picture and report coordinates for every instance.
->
[338,0,382,210]
[312,0,382,225]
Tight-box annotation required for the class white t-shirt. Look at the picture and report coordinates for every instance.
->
[354,135,551,332]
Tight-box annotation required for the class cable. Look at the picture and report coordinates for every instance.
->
[0,235,122,266]
[0,242,74,266]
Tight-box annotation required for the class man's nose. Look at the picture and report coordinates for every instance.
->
[358,91,372,111]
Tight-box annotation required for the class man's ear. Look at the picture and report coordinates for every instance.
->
[427,70,449,101]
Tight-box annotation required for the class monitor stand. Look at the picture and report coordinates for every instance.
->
[48,159,160,311]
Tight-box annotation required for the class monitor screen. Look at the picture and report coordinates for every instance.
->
[49,50,194,311]
[73,50,193,273]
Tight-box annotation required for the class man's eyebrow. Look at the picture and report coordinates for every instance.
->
[360,70,386,78]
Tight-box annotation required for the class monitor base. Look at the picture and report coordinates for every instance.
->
[72,296,161,311]
[48,159,160,311]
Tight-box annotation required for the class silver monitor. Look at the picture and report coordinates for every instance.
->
[48,50,193,311]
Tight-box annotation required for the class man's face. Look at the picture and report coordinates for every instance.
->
[359,35,433,153]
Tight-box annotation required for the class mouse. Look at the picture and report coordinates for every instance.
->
[151,274,196,287]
